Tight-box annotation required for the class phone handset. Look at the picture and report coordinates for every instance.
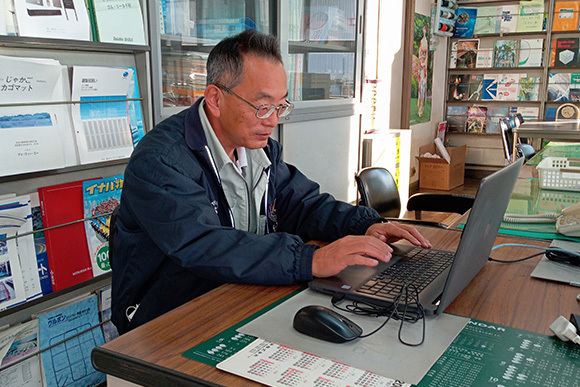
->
[556,202,580,237]
[503,202,580,237]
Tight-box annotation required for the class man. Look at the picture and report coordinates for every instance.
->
[111,30,431,334]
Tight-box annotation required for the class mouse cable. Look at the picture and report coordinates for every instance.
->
[331,284,426,346]
[489,243,580,264]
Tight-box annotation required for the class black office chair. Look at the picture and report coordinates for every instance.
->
[108,205,120,270]
[355,167,475,229]
[500,117,535,163]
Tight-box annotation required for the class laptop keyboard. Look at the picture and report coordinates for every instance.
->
[356,248,455,301]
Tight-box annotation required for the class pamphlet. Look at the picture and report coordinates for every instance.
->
[82,174,123,277]
[38,295,106,387]
[71,66,144,165]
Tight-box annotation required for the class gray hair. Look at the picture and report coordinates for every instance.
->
[206,29,283,88]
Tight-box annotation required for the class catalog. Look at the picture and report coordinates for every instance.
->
[82,174,123,277]
[90,0,146,45]
[71,66,144,165]
[0,56,76,178]
[0,195,42,303]
[13,0,91,41]
[38,295,106,387]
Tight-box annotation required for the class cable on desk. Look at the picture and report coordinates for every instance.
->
[490,243,580,265]
[331,284,425,347]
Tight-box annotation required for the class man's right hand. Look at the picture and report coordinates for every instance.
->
[311,235,393,278]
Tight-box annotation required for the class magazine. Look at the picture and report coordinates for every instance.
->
[83,175,123,277]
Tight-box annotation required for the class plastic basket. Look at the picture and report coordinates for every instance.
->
[537,157,580,191]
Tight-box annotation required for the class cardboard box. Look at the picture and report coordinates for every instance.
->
[416,144,467,190]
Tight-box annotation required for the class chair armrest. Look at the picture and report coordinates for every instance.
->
[407,193,475,215]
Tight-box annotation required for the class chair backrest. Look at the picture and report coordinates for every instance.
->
[556,103,580,121]
[499,118,514,161]
[108,204,120,271]
[355,167,401,218]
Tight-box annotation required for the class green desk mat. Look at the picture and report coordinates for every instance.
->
[183,290,580,386]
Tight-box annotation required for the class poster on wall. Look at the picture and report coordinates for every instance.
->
[410,13,433,126]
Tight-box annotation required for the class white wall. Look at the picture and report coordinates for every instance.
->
[370,0,448,185]
[281,115,360,202]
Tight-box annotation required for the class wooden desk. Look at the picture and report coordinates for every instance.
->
[92,226,580,386]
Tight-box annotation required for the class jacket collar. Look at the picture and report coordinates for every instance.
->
[184,97,208,151]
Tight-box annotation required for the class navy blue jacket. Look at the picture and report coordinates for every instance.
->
[111,99,381,333]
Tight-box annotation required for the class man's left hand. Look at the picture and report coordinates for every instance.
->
[365,221,432,249]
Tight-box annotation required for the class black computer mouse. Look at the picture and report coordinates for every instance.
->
[293,305,363,343]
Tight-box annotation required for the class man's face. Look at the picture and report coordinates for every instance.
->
[214,55,288,153]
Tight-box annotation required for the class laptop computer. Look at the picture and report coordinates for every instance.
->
[309,158,524,316]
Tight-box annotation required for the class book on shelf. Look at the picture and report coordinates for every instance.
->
[545,107,558,120]
[0,195,42,304]
[71,66,144,165]
[497,73,521,101]
[519,76,541,101]
[468,74,484,101]
[456,39,479,69]
[554,37,580,67]
[516,0,545,33]
[570,73,580,101]
[88,0,146,45]
[98,285,119,342]
[30,192,52,296]
[0,200,28,311]
[449,41,458,69]
[547,72,571,101]
[38,180,94,292]
[38,294,106,387]
[454,8,477,38]
[552,1,580,32]
[0,319,42,386]
[486,106,510,134]
[499,5,519,33]
[473,6,499,35]
[446,105,468,132]
[518,38,543,67]
[510,106,540,121]
[437,121,447,142]
[482,74,499,100]
[82,174,123,277]
[466,105,487,133]
[0,56,77,178]
[493,39,517,68]
[449,74,470,101]
[476,39,493,68]
[12,0,91,41]
[304,1,357,42]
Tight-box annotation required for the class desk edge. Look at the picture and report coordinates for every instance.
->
[92,346,221,387]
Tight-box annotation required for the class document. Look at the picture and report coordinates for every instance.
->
[90,0,146,45]
[0,320,42,387]
[0,55,77,178]
[38,295,106,387]
[13,0,91,41]
[0,213,27,311]
[0,195,42,303]
[71,66,144,165]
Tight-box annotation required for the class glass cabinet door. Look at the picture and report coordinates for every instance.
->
[151,0,276,122]
[286,0,358,101]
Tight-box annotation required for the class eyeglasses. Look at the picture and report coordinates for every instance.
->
[215,84,294,119]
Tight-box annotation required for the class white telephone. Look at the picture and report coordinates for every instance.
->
[503,202,580,237]
[556,202,580,237]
